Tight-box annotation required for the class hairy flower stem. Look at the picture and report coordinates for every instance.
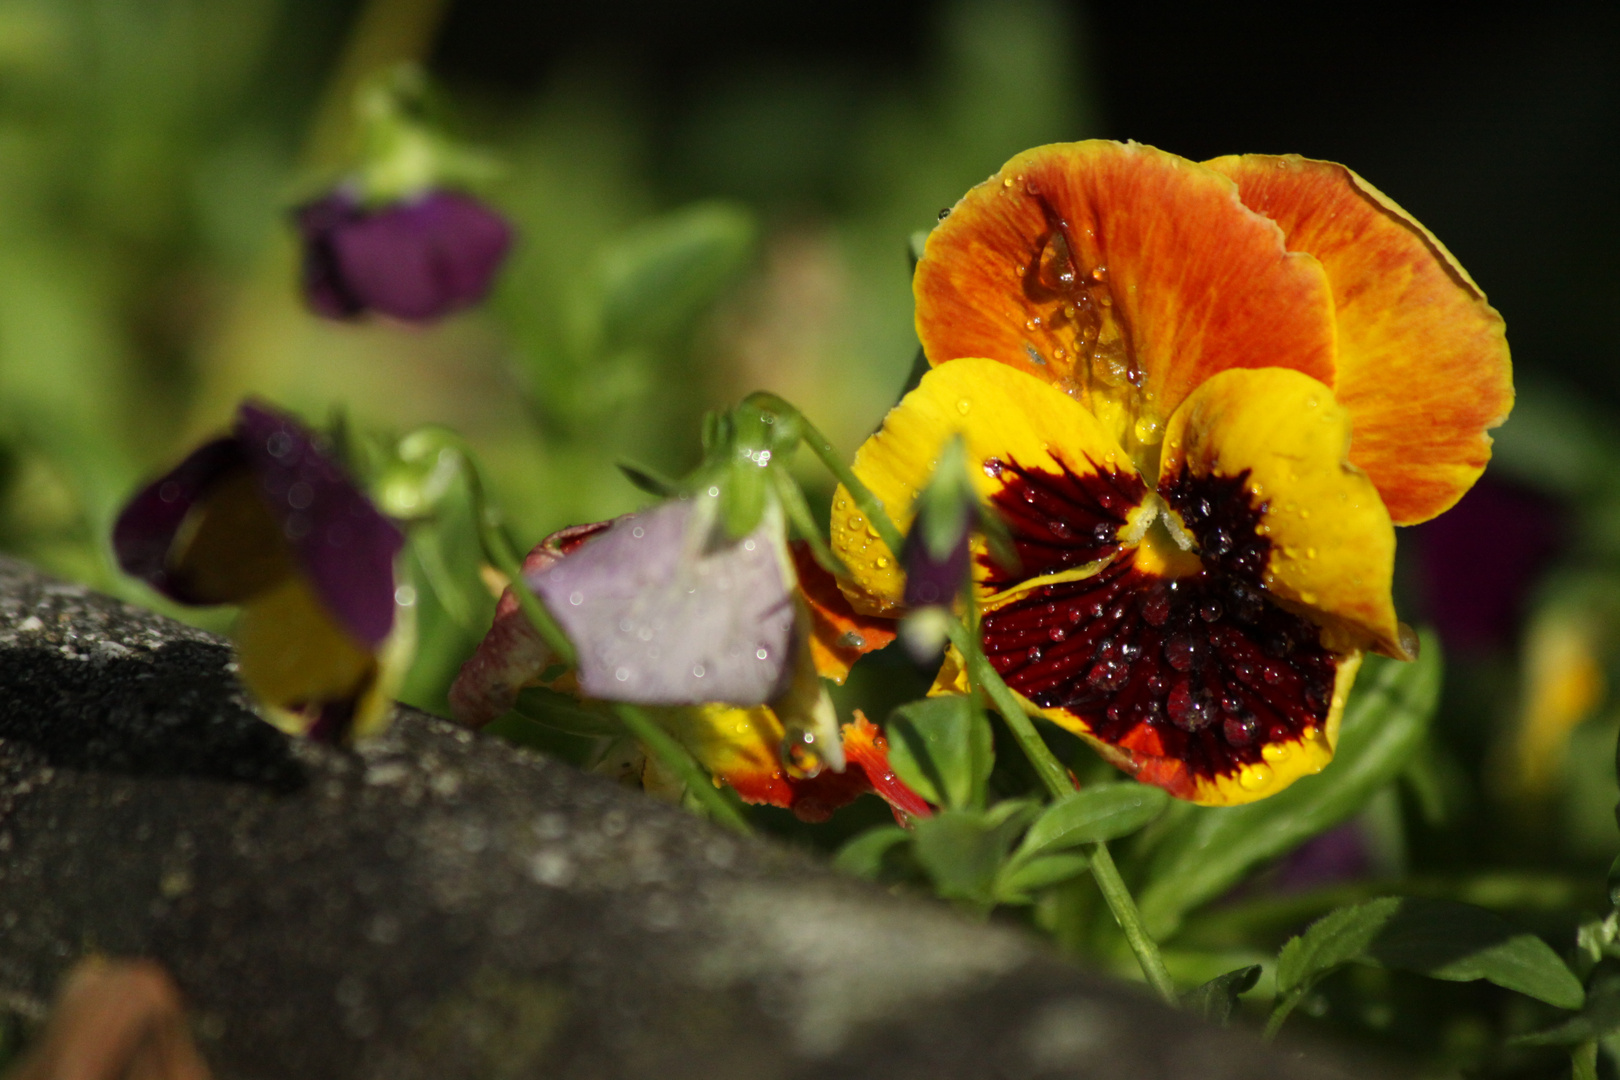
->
[945,620,1178,1005]
[745,393,907,559]
[443,438,752,834]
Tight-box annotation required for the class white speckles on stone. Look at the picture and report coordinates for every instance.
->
[530,849,574,887]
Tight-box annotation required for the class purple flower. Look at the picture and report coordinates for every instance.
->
[294,188,512,322]
[1415,476,1566,653]
[113,402,408,742]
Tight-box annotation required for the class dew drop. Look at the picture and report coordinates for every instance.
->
[692,664,706,678]
[1049,520,1073,540]
[1141,589,1172,627]
[1164,634,1200,672]
[1200,600,1223,623]
[615,667,630,682]
[632,526,645,539]
[1026,646,1044,663]
[1223,714,1259,746]
[1133,413,1163,445]
[568,591,584,606]
[1262,663,1286,685]
[1238,763,1274,790]
[957,398,972,415]
[1262,742,1291,764]
[756,648,769,660]
[1048,625,1068,643]
[875,556,890,569]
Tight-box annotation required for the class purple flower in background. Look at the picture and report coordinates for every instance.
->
[114,402,409,743]
[294,188,512,322]
[1415,476,1566,653]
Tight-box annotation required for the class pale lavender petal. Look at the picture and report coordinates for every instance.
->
[528,500,796,707]
[112,437,248,604]
[234,402,403,647]
[450,521,615,727]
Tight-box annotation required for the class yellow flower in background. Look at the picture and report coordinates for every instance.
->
[834,140,1513,805]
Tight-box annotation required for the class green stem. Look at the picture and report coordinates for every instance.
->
[443,439,750,834]
[1089,841,1178,1005]
[611,703,753,834]
[943,620,1071,800]
[1262,994,1300,1042]
[745,392,906,559]
[1573,1041,1599,1080]
[944,618,1176,1006]
[771,468,848,577]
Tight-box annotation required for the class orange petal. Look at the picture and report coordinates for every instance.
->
[915,140,1336,445]
[1206,154,1512,524]
[790,541,897,683]
[669,705,927,823]
[842,712,932,821]
[1159,367,1403,657]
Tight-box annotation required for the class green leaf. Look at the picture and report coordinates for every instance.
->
[886,695,994,810]
[1278,897,1584,1011]
[834,826,912,881]
[512,686,622,737]
[1367,898,1584,1009]
[1134,635,1442,939]
[1182,965,1262,1028]
[994,850,1090,904]
[1015,783,1169,861]
[1513,968,1620,1047]
[592,201,756,350]
[617,460,680,497]
[912,801,1038,904]
[1276,897,1402,998]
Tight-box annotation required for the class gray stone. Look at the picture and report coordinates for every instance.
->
[0,558,1367,1078]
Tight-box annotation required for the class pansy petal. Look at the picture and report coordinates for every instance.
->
[450,521,614,727]
[914,140,1336,444]
[530,499,796,706]
[234,402,404,649]
[980,550,1363,805]
[1206,154,1512,524]
[842,712,932,821]
[834,358,1146,614]
[790,541,897,683]
[112,437,261,604]
[1159,367,1403,656]
[234,574,383,741]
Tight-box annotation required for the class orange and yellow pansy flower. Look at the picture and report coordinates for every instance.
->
[834,140,1511,806]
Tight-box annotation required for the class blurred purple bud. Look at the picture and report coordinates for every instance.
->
[1416,476,1565,653]
[529,499,796,706]
[294,188,512,322]
[902,509,972,608]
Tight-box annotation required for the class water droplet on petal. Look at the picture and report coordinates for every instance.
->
[1238,762,1274,790]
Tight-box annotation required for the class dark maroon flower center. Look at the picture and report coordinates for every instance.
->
[980,462,1337,782]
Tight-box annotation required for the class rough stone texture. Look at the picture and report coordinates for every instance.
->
[0,558,1367,1079]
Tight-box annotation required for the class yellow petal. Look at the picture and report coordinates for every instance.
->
[234,573,379,738]
[1159,367,1402,657]
[834,358,1145,614]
